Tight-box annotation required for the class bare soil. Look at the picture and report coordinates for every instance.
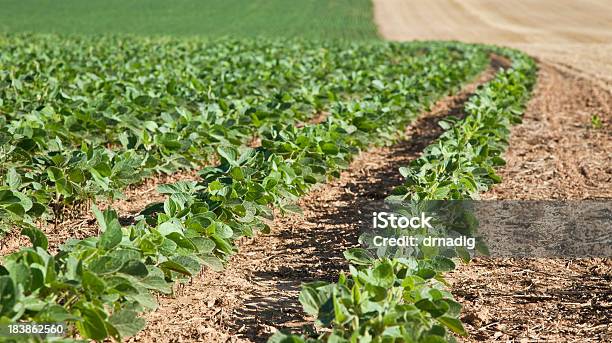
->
[448,62,612,342]
[481,62,611,200]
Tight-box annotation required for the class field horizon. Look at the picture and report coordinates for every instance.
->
[0,0,378,40]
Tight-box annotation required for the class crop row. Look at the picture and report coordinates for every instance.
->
[0,38,489,342]
[273,48,537,342]
[0,35,462,234]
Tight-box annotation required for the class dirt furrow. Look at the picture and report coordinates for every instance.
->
[448,62,612,342]
[131,66,498,343]
[481,61,610,200]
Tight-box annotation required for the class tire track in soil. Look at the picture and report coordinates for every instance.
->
[132,64,500,343]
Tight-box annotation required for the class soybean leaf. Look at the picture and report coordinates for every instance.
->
[109,310,146,338]
[21,226,49,250]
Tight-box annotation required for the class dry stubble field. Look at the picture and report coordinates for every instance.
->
[375,0,612,89]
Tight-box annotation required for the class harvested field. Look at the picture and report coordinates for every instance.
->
[374,0,612,89]
[374,0,612,44]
